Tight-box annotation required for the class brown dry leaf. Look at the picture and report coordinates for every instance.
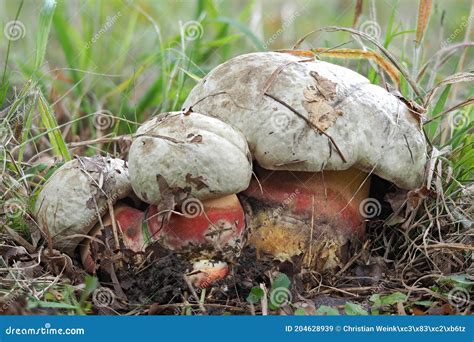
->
[407,187,431,208]
[41,248,77,279]
[304,102,342,131]
[416,0,433,45]
[302,74,342,132]
[427,303,455,315]
[387,85,426,125]
[385,189,409,213]
[185,173,208,190]
[0,245,29,264]
[155,175,189,223]
[188,134,203,143]
[411,306,427,315]
[309,71,337,100]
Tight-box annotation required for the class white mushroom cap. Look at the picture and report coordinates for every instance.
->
[128,111,252,204]
[183,52,427,189]
[34,156,131,254]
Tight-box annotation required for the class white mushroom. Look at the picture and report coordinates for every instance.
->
[34,156,131,255]
[128,111,252,204]
[128,111,253,286]
[182,52,428,270]
[183,52,427,189]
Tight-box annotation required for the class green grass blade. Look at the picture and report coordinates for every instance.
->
[0,0,24,106]
[34,0,57,72]
[425,85,451,139]
[216,16,265,50]
[37,93,71,161]
[52,4,84,87]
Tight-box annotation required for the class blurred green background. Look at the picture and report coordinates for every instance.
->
[0,0,472,177]
[1,0,472,114]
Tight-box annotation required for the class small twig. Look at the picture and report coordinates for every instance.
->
[4,225,35,253]
[336,240,370,277]
[183,275,207,314]
[249,302,256,316]
[259,283,268,316]
[263,92,347,163]
[307,195,315,268]
[68,135,132,148]
[292,26,423,99]
[107,199,120,249]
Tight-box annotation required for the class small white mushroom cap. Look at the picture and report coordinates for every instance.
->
[128,111,252,204]
[183,52,427,189]
[34,156,131,254]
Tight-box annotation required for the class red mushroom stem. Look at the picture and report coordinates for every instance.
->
[242,164,370,270]
[81,195,245,286]
[147,194,245,251]
[80,203,146,274]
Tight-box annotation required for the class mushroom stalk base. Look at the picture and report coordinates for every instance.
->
[242,166,370,271]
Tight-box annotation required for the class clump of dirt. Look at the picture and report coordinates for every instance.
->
[116,248,190,305]
[93,239,294,314]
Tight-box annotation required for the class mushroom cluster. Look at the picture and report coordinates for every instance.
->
[34,52,427,286]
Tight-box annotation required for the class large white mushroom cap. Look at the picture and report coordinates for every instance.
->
[128,111,252,204]
[183,52,427,189]
[34,156,131,254]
